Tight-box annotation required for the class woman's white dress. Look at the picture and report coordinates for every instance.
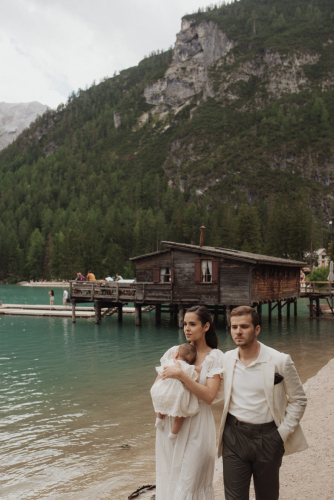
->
[151,359,200,417]
[155,346,224,500]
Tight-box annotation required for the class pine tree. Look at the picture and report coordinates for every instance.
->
[27,229,45,279]
[43,234,52,279]
[235,204,262,254]
[51,231,65,279]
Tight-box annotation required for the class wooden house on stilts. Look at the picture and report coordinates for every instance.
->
[129,231,304,326]
[70,228,305,326]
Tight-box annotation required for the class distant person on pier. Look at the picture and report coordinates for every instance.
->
[63,288,68,306]
[75,272,85,281]
[48,289,54,306]
[115,273,123,281]
[86,270,96,281]
[105,275,113,282]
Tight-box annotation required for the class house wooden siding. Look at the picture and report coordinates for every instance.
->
[173,249,218,303]
[220,260,251,305]
[251,266,300,303]
[133,244,303,306]
[136,254,172,283]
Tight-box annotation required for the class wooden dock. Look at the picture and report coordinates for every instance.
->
[300,281,334,317]
[0,304,138,318]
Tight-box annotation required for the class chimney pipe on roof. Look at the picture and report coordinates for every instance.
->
[200,226,206,247]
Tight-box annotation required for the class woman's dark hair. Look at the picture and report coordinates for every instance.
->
[51,290,54,296]
[186,305,218,349]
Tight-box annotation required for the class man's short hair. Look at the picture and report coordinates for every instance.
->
[178,343,197,364]
[230,306,260,328]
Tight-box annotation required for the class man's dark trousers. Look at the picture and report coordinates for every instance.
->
[223,413,285,500]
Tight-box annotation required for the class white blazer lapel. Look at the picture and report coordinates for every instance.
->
[262,359,276,420]
[224,353,237,411]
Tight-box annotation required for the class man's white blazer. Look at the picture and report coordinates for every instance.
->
[218,342,308,458]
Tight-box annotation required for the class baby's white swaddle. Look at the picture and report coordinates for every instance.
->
[150,359,200,418]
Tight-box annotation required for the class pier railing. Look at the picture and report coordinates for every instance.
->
[69,280,172,303]
[300,281,334,296]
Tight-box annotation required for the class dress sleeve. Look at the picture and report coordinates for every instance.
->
[156,365,164,377]
[181,363,199,381]
[205,349,224,378]
[205,349,225,404]
[160,346,179,367]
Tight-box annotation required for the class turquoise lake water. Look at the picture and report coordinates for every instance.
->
[0,285,333,499]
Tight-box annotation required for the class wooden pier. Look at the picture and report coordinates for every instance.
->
[300,281,334,317]
[0,303,138,318]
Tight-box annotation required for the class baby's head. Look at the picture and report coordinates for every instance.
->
[176,343,197,365]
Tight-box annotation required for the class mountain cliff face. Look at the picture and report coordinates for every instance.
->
[138,5,334,203]
[0,102,48,151]
[144,19,237,108]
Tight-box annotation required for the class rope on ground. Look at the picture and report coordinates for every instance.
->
[128,484,156,499]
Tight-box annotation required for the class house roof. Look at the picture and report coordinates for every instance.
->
[129,249,170,261]
[160,241,305,267]
[130,242,305,266]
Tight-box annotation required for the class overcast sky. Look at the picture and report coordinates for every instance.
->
[1,0,212,109]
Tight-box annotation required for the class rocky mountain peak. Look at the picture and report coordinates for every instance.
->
[144,19,237,108]
[0,101,48,151]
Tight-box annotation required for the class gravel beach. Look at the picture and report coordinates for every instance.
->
[213,358,334,499]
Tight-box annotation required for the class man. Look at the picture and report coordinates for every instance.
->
[63,288,68,306]
[86,270,96,281]
[115,273,123,281]
[218,306,308,500]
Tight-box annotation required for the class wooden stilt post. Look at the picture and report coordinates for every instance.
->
[226,306,231,329]
[169,304,173,321]
[72,301,76,323]
[135,304,142,326]
[214,305,219,325]
[257,303,262,324]
[287,299,290,319]
[316,297,320,317]
[178,305,185,328]
[156,304,161,325]
[278,301,282,321]
[222,305,227,327]
[118,304,123,322]
[173,304,178,324]
[294,298,297,317]
[94,303,100,324]
[309,297,313,318]
[268,301,272,323]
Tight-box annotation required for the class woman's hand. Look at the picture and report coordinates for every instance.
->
[162,361,182,380]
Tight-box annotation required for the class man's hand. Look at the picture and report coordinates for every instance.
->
[162,361,182,380]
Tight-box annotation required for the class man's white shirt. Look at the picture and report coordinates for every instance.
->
[229,344,273,424]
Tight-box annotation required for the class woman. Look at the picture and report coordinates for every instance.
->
[49,289,54,306]
[155,305,224,500]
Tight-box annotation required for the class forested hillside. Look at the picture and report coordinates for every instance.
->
[0,0,333,281]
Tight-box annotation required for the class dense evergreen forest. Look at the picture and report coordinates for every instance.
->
[0,0,334,281]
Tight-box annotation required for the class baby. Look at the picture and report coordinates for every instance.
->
[150,343,199,442]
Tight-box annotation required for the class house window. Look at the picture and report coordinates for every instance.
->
[195,258,218,283]
[153,267,174,283]
[201,260,212,282]
[160,267,171,282]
